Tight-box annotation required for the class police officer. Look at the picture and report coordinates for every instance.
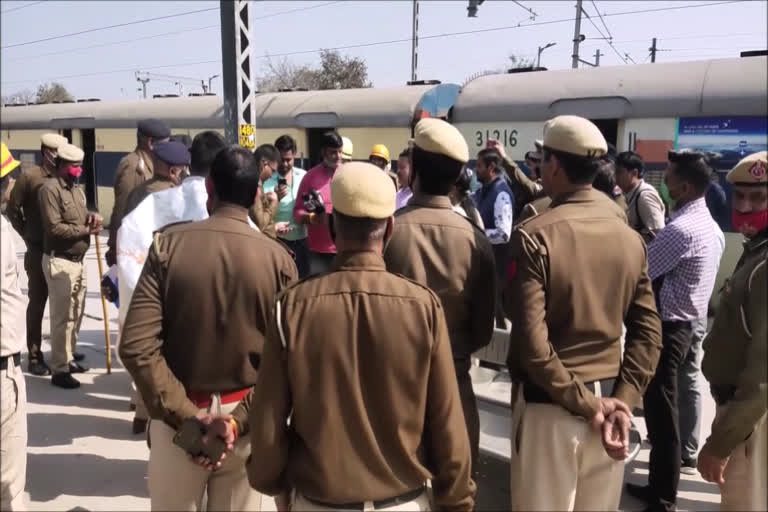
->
[384,118,497,478]
[505,115,662,511]
[1,142,28,511]
[6,133,68,375]
[248,144,279,238]
[698,151,767,511]
[247,161,475,512]
[122,140,191,217]
[106,118,170,266]
[119,145,297,511]
[39,143,104,389]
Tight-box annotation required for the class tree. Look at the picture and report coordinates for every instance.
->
[508,54,536,69]
[256,49,371,92]
[35,82,74,103]
[2,89,35,105]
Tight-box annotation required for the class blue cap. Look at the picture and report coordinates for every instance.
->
[137,118,171,138]
[152,141,190,166]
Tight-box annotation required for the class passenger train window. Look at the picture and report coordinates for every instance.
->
[589,119,618,149]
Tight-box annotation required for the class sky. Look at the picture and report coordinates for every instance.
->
[1,0,766,101]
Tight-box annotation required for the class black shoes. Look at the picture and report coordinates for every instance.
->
[52,372,81,389]
[68,361,89,373]
[73,352,85,362]
[680,458,697,475]
[626,483,655,504]
[28,359,51,376]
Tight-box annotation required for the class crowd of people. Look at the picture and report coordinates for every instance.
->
[0,112,765,512]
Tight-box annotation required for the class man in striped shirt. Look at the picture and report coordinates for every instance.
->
[627,149,725,512]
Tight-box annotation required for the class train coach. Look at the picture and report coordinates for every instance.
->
[1,81,460,224]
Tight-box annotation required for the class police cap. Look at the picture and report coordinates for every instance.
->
[727,151,767,185]
[137,118,171,139]
[543,115,607,158]
[152,140,191,166]
[413,118,469,164]
[41,133,68,150]
[331,161,395,219]
[57,144,84,163]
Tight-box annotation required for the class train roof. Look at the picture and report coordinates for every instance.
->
[0,83,460,130]
[450,56,768,122]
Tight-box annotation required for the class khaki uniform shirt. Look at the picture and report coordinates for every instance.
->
[702,230,767,458]
[108,148,154,251]
[248,185,277,239]
[505,188,661,418]
[119,205,297,433]
[503,155,544,204]
[383,194,497,373]
[1,216,27,357]
[247,251,475,511]
[122,177,175,219]
[38,176,90,258]
[5,163,54,248]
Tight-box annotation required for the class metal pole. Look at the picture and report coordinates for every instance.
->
[410,0,419,82]
[571,0,583,69]
[650,37,657,63]
[537,46,542,68]
[219,0,255,148]
[594,49,602,67]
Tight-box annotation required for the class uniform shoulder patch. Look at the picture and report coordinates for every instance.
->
[153,220,193,235]
[388,271,442,304]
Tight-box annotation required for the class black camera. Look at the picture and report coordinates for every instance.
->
[302,188,325,214]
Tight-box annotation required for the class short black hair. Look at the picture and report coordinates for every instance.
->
[592,158,618,198]
[616,151,645,177]
[524,151,541,162]
[544,148,601,185]
[190,131,226,177]
[170,134,192,149]
[210,145,261,208]
[399,148,411,159]
[477,148,503,172]
[412,146,464,195]
[332,211,388,242]
[668,149,712,194]
[253,144,279,163]
[274,135,297,154]
[0,166,22,198]
[320,131,343,150]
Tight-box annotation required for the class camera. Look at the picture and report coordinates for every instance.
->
[302,188,325,214]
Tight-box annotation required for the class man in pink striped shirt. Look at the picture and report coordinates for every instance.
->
[293,131,343,275]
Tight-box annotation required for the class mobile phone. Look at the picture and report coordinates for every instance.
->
[277,177,287,187]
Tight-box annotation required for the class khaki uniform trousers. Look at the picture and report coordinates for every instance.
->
[1,357,28,511]
[510,388,624,511]
[22,247,48,361]
[148,398,262,511]
[293,491,431,511]
[41,254,86,374]
[718,408,767,511]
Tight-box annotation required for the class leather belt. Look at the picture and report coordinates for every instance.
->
[49,251,85,263]
[187,387,250,408]
[0,353,21,371]
[523,377,617,404]
[305,487,425,510]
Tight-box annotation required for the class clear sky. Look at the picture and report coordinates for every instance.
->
[1,0,766,101]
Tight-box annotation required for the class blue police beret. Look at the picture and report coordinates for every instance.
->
[152,141,190,166]
[137,118,171,138]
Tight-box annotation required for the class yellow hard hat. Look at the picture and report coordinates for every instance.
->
[370,144,390,162]
[1,142,20,179]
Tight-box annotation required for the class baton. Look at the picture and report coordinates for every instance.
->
[93,233,112,374]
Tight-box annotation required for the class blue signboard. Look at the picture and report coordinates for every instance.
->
[676,116,768,169]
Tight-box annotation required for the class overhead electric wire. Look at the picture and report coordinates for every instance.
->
[1,0,750,86]
[0,0,43,14]
[590,0,613,40]
[2,1,341,50]
[611,32,765,44]
[512,1,538,19]
[582,3,629,64]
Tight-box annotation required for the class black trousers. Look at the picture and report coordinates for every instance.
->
[24,246,48,362]
[643,320,693,510]
[281,238,310,279]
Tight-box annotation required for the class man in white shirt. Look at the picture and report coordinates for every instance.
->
[615,151,666,241]
[1,142,28,511]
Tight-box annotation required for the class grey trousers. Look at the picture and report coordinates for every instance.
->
[678,315,707,462]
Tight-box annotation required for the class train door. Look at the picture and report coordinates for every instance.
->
[307,127,335,168]
[80,129,97,209]
[590,119,618,150]
[62,129,72,143]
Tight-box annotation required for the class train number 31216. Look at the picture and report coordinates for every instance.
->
[475,129,518,148]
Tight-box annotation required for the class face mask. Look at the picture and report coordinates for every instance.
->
[731,209,768,236]
[67,165,82,178]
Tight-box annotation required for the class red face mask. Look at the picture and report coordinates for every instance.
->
[67,165,82,178]
[731,209,768,235]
